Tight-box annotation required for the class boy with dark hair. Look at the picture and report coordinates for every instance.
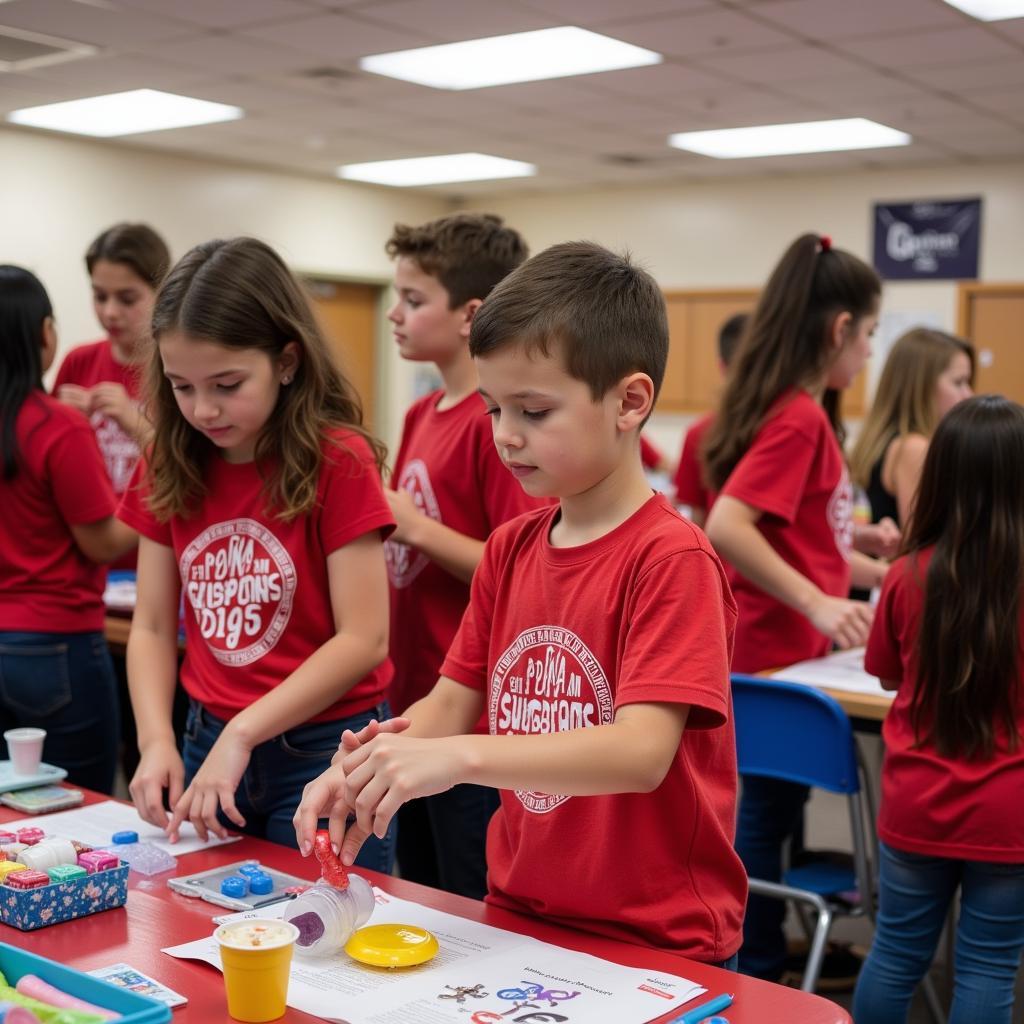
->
[297,241,746,962]
[381,213,544,900]
[674,311,748,527]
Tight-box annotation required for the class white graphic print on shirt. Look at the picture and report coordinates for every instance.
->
[384,459,440,589]
[827,467,854,560]
[91,411,140,494]
[180,518,297,667]
[490,625,614,814]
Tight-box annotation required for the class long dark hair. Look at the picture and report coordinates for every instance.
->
[904,395,1024,759]
[703,233,880,490]
[0,266,52,480]
[145,237,385,522]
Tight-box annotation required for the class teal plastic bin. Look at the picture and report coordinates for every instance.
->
[0,942,171,1023]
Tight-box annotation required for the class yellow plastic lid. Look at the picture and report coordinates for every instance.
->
[344,923,439,968]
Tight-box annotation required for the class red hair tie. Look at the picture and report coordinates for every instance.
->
[819,234,832,252]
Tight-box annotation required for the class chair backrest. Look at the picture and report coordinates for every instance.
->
[731,674,860,794]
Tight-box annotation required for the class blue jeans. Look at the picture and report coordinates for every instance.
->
[0,631,119,794]
[735,774,810,979]
[183,700,396,873]
[854,843,1024,1024]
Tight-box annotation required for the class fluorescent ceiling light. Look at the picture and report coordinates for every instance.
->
[360,26,661,90]
[939,0,1024,19]
[668,118,911,159]
[338,153,536,187]
[6,89,243,137]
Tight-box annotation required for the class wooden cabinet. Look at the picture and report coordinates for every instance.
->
[958,283,1024,404]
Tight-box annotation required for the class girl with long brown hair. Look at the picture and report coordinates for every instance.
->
[854,395,1024,1023]
[119,237,396,868]
[704,232,886,981]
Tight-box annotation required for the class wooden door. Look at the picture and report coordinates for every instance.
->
[306,279,381,429]
[958,283,1024,403]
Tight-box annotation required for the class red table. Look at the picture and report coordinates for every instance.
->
[0,793,850,1024]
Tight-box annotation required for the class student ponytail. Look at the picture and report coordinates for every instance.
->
[903,395,1024,760]
[703,233,880,490]
[0,266,51,480]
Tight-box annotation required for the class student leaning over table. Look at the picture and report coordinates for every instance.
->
[295,241,747,965]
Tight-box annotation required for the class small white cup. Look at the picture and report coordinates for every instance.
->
[4,728,46,776]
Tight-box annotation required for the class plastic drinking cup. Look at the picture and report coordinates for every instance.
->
[3,728,45,775]
[214,919,300,1022]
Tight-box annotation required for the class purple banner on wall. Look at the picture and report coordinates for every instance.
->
[873,198,981,280]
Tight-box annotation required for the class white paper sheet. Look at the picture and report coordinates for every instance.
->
[165,888,706,1024]
[772,647,894,699]
[2,799,241,856]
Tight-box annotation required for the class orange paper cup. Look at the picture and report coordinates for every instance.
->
[215,918,300,1022]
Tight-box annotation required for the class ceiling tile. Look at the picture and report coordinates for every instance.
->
[517,0,714,26]
[908,57,1024,91]
[839,26,1021,68]
[17,52,208,92]
[242,11,434,60]
[752,0,967,41]
[361,0,558,44]
[110,0,320,30]
[0,0,188,47]
[582,62,737,98]
[698,43,869,84]
[773,71,927,104]
[154,31,314,74]
[607,8,799,57]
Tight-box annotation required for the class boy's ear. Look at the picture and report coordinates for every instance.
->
[616,372,655,431]
[457,298,483,339]
[829,310,853,350]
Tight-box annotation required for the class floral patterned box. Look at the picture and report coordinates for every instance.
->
[0,861,128,930]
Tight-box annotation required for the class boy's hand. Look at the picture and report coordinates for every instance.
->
[384,488,425,546]
[340,734,464,863]
[807,594,874,650]
[293,716,411,855]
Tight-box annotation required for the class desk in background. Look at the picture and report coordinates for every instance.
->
[0,791,850,1024]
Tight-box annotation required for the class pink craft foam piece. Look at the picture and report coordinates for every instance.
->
[15,828,44,846]
[16,974,119,1020]
[4,869,49,889]
[76,851,119,874]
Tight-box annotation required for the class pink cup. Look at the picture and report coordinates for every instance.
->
[4,728,45,775]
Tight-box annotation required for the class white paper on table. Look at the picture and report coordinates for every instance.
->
[772,647,894,699]
[164,888,706,1024]
[2,800,241,856]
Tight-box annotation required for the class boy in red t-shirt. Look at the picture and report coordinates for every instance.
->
[382,214,546,900]
[673,312,747,526]
[296,242,747,963]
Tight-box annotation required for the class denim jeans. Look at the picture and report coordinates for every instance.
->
[397,784,501,901]
[0,631,119,794]
[183,700,396,873]
[734,774,810,979]
[853,843,1024,1024]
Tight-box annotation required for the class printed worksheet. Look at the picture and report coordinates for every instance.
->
[773,647,894,699]
[164,889,705,1024]
[3,800,240,856]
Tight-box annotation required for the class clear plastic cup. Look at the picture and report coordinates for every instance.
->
[283,874,375,957]
[3,728,45,775]
[215,919,300,1022]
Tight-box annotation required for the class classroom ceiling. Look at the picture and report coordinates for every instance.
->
[1,0,1023,196]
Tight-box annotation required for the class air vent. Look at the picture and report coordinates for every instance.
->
[0,24,96,71]
[602,153,650,166]
[297,67,356,83]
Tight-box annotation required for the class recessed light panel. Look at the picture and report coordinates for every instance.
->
[360,26,661,90]
[337,153,536,187]
[939,0,1024,19]
[6,89,243,137]
[668,118,911,159]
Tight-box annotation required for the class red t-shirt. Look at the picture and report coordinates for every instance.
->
[673,412,714,512]
[0,393,116,632]
[385,390,546,715]
[53,340,142,571]
[639,433,663,471]
[441,494,746,960]
[721,391,853,673]
[867,548,1024,862]
[119,430,395,722]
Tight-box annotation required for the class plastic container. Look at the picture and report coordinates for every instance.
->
[0,943,169,1024]
[282,875,374,957]
[101,832,176,876]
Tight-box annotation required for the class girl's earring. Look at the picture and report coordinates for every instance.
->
[282,376,291,385]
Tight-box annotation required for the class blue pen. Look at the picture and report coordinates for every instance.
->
[670,992,734,1024]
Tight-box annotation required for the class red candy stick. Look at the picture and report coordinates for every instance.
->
[313,830,349,890]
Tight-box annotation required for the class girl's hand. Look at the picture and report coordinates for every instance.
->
[129,739,185,830]
[339,735,462,862]
[165,727,252,843]
[56,383,93,415]
[89,382,141,435]
[854,517,901,560]
[384,488,425,546]
[807,594,874,649]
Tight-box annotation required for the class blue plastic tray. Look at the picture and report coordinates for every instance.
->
[0,942,171,1023]
[0,760,67,792]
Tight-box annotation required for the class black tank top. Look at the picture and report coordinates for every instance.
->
[866,438,900,526]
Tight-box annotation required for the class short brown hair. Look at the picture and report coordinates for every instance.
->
[386,213,527,308]
[469,241,668,403]
[85,222,170,290]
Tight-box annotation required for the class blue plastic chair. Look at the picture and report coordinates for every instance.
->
[731,674,875,993]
